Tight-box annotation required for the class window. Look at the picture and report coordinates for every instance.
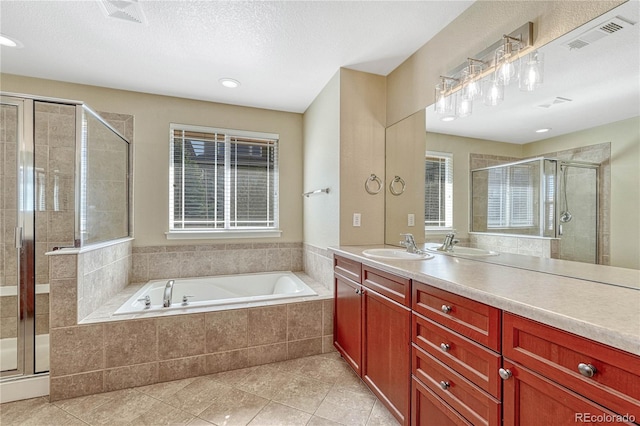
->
[425,151,453,230]
[487,164,534,228]
[168,124,280,238]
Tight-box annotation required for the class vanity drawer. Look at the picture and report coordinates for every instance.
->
[412,281,501,352]
[334,255,362,283]
[363,265,411,307]
[413,312,501,399]
[413,345,501,426]
[503,313,640,419]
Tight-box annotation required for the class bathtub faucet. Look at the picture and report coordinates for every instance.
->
[163,280,175,307]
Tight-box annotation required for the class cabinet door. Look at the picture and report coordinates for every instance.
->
[502,359,636,426]
[334,274,362,375]
[362,287,411,425]
[412,377,472,426]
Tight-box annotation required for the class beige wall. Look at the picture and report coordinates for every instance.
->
[339,69,386,246]
[386,0,624,126]
[1,74,303,247]
[425,133,523,241]
[523,117,640,269]
[302,72,341,248]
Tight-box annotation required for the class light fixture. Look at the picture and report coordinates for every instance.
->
[519,51,544,92]
[0,34,22,48]
[219,78,240,89]
[495,35,521,86]
[434,76,457,115]
[432,22,539,121]
[535,128,551,133]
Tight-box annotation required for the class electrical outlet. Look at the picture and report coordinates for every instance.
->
[408,213,415,227]
[353,213,361,227]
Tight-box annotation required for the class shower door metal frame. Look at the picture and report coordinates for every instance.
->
[1,95,35,379]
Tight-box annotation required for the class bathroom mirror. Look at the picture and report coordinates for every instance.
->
[384,1,640,284]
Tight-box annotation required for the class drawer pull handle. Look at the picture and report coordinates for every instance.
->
[441,305,452,314]
[440,343,450,352]
[578,363,597,378]
[439,381,450,390]
[499,368,512,380]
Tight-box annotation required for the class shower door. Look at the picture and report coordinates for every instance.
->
[556,164,599,264]
[1,96,35,377]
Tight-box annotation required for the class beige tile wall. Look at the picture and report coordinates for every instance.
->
[302,243,333,290]
[132,242,303,283]
[470,234,552,258]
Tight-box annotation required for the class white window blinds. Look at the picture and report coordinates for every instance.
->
[425,151,453,229]
[487,165,534,228]
[170,125,279,231]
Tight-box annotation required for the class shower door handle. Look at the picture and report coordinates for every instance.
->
[14,227,22,249]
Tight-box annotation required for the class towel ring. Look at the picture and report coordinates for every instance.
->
[365,174,383,195]
[389,175,406,196]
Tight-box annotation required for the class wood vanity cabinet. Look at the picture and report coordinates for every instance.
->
[333,255,363,374]
[501,313,640,425]
[411,280,502,426]
[333,255,411,425]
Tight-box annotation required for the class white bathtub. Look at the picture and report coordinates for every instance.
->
[0,334,49,372]
[114,271,318,315]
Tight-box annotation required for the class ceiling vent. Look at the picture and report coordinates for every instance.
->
[537,97,573,109]
[562,16,635,50]
[98,0,147,24]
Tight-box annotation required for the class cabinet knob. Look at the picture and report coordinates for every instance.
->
[440,343,451,352]
[439,381,450,390]
[441,305,452,314]
[354,288,359,295]
[578,363,597,378]
[499,368,512,380]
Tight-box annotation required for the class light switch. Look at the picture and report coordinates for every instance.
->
[353,213,361,227]
[408,213,415,227]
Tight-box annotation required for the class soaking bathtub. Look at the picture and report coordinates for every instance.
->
[114,271,318,315]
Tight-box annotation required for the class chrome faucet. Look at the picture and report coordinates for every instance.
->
[438,231,459,252]
[163,280,175,307]
[400,233,424,254]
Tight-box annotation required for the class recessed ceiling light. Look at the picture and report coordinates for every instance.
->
[0,34,23,48]
[219,78,240,89]
[441,115,456,122]
[535,128,551,133]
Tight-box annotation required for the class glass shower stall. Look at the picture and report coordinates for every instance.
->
[0,94,130,387]
[471,157,600,264]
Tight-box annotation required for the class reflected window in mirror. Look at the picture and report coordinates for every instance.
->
[425,151,453,231]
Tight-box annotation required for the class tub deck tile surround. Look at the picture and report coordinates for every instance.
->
[0,353,400,425]
[46,240,334,403]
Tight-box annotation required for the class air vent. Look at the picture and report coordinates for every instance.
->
[562,16,635,50]
[537,97,573,109]
[98,0,147,24]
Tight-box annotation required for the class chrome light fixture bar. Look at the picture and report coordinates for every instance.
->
[434,22,538,121]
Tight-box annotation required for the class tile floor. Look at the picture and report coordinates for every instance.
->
[0,352,400,426]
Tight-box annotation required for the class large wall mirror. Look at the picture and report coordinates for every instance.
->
[384,1,639,285]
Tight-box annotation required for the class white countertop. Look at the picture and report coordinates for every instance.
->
[330,245,640,356]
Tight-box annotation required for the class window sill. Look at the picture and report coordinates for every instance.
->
[165,229,283,240]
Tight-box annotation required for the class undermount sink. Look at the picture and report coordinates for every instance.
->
[362,248,434,261]
[425,244,499,257]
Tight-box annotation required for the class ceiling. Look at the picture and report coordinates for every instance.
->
[426,1,640,144]
[0,0,474,113]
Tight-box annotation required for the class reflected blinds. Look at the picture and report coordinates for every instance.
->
[487,165,534,228]
[425,152,453,228]
[170,127,278,230]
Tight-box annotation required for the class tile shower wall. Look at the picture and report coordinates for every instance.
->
[470,234,552,258]
[131,242,303,283]
[83,112,132,245]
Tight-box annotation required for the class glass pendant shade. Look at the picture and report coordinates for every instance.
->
[434,79,455,115]
[495,39,520,86]
[483,76,504,106]
[457,95,473,118]
[519,51,544,91]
